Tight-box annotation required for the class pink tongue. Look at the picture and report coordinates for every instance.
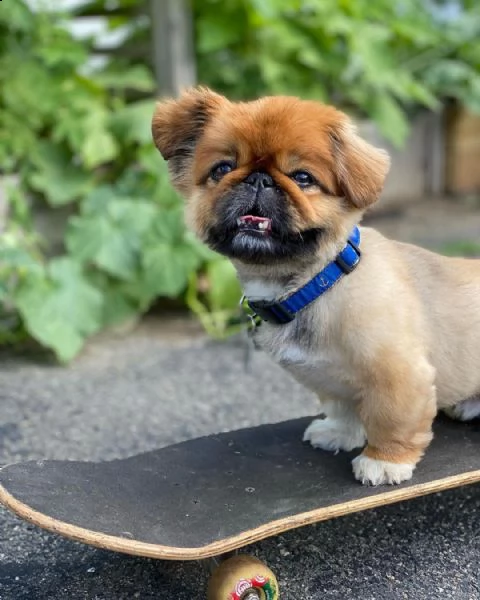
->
[239,215,270,225]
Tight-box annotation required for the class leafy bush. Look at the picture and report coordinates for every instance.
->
[0,1,241,361]
[2,0,480,361]
[195,0,480,146]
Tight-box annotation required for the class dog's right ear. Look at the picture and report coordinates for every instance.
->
[152,87,225,195]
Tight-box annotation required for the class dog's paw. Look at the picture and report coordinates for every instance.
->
[303,418,366,452]
[443,397,480,422]
[352,454,414,486]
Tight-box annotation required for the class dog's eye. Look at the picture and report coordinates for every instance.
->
[210,161,235,181]
[291,170,315,187]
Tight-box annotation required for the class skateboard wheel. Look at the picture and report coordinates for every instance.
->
[207,555,279,600]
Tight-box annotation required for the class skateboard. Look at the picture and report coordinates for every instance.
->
[1,416,479,599]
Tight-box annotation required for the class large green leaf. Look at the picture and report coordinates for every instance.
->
[110,100,157,146]
[15,258,103,362]
[101,283,140,327]
[29,142,92,206]
[81,108,119,168]
[205,259,242,312]
[148,209,186,245]
[142,241,202,298]
[67,216,138,280]
[79,186,118,217]
[67,198,157,280]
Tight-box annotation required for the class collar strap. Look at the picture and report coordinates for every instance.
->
[246,227,361,325]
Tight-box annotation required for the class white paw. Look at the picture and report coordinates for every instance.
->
[352,455,414,486]
[303,418,366,452]
[443,397,480,422]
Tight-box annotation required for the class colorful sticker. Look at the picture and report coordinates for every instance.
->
[231,575,277,600]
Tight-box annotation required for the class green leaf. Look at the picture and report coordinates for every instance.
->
[80,186,118,216]
[91,65,156,93]
[15,258,103,362]
[0,1,35,32]
[108,199,157,236]
[184,231,219,262]
[81,108,119,168]
[0,245,42,273]
[370,95,410,147]
[148,209,186,245]
[142,241,202,298]
[67,198,157,280]
[101,284,140,327]
[196,13,244,53]
[67,215,138,280]
[35,30,87,68]
[29,142,92,206]
[110,100,157,146]
[404,80,438,109]
[205,259,242,311]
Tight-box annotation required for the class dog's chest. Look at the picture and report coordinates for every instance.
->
[251,310,354,400]
[275,341,352,399]
[243,278,355,399]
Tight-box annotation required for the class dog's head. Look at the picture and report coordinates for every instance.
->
[152,87,390,265]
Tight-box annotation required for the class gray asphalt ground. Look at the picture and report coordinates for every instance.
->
[1,198,480,600]
[1,321,479,600]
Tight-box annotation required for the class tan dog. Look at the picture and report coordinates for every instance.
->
[152,87,480,485]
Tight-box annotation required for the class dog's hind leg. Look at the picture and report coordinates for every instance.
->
[443,396,480,421]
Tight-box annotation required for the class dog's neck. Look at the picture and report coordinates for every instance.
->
[234,227,358,302]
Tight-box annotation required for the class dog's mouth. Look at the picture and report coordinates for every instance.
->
[236,215,272,235]
[206,194,324,263]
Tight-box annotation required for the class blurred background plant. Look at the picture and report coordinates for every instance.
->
[0,0,479,360]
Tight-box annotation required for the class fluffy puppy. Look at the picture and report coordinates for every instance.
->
[152,87,480,485]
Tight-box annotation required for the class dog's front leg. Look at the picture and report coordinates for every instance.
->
[352,354,437,486]
[303,398,366,453]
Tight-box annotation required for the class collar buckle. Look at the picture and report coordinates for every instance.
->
[247,299,295,325]
[335,238,361,274]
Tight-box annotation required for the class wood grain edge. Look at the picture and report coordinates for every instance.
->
[1,470,479,561]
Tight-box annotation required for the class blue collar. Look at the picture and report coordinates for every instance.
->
[245,226,361,325]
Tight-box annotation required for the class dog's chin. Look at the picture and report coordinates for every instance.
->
[207,227,324,264]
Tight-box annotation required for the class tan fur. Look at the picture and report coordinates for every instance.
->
[152,87,480,485]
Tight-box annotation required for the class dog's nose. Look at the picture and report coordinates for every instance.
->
[244,171,275,189]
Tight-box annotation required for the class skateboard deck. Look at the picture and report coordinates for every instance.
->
[0,416,479,561]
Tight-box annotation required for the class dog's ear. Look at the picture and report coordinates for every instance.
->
[331,121,390,209]
[152,86,225,194]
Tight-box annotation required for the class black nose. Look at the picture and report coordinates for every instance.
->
[244,171,275,189]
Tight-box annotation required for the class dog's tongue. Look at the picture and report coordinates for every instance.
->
[237,215,272,231]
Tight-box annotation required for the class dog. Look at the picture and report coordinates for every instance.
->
[152,87,480,485]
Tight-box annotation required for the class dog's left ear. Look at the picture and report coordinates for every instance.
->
[152,86,225,194]
[331,121,390,209]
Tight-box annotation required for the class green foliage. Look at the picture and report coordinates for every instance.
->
[195,0,480,146]
[2,0,480,360]
[0,1,238,361]
[186,258,244,339]
[439,240,480,257]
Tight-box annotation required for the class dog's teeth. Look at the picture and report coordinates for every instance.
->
[237,218,243,226]
[258,221,267,230]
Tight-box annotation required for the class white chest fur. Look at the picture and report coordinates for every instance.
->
[272,342,354,400]
[244,279,356,401]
